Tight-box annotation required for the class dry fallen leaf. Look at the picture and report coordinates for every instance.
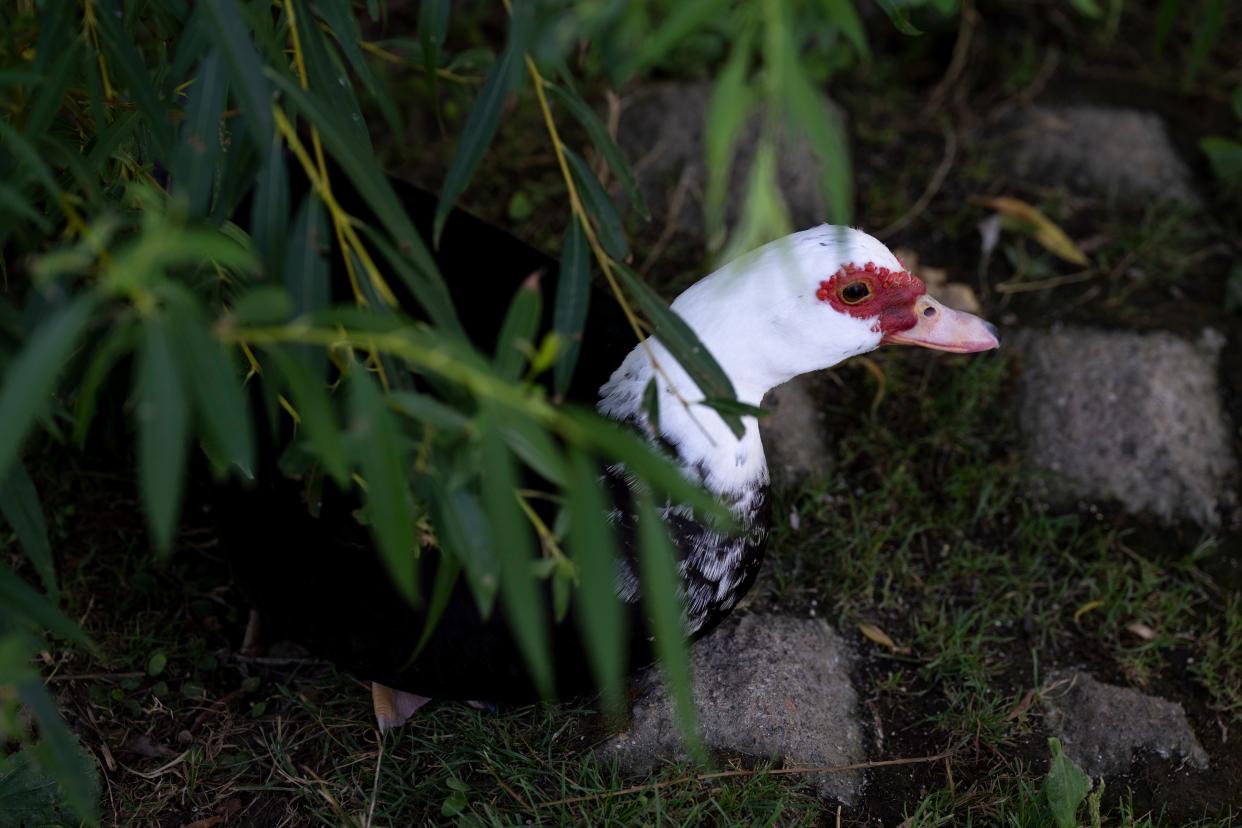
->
[1072,599,1104,622]
[971,195,1088,266]
[1126,621,1158,641]
[858,623,900,652]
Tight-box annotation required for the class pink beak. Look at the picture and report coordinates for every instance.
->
[882,294,1000,353]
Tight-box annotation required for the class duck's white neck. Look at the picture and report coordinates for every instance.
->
[598,228,896,502]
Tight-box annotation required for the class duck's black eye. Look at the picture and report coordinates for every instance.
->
[841,281,871,304]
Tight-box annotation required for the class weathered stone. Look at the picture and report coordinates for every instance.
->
[1042,671,1209,777]
[760,376,832,487]
[1014,327,1235,525]
[598,615,864,803]
[616,82,844,239]
[1004,105,1199,205]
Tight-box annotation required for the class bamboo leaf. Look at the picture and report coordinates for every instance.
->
[165,295,254,477]
[72,320,138,445]
[429,484,497,617]
[201,0,274,151]
[92,0,175,160]
[480,422,552,697]
[705,27,756,244]
[252,137,289,280]
[494,273,542,380]
[563,147,630,260]
[0,294,96,482]
[266,72,464,338]
[17,683,98,823]
[173,50,228,217]
[317,0,401,132]
[348,367,419,604]
[292,0,372,152]
[546,82,648,220]
[499,413,565,487]
[360,224,466,342]
[635,492,701,758]
[0,565,94,652]
[283,194,330,372]
[21,40,78,143]
[819,0,870,59]
[610,264,744,437]
[568,451,626,711]
[136,319,190,554]
[389,390,470,433]
[0,464,56,596]
[700,397,767,419]
[782,56,852,225]
[616,0,727,81]
[433,1,532,244]
[267,346,348,486]
[876,0,923,35]
[404,549,461,666]
[553,216,590,399]
[562,407,730,526]
[1184,0,1227,87]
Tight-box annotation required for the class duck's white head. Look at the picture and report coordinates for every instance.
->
[600,224,999,498]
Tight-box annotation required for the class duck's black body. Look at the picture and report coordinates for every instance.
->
[219,174,769,702]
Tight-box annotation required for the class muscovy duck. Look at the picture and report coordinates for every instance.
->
[222,177,999,729]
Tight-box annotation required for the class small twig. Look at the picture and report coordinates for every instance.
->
[365,732,384,828]
[994,269,1094,294]
[486,761,531,811]
[47,671,144,682]
[923,0,977,116]
[535,750,952,808]
[877,122,957,239]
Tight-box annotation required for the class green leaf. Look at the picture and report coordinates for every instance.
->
[292,0,372,152]
[499,413,566,486]
[781,47,852,224]
[0,463,56,596]
[0,183,50,234]
[229,286,294,326]
[165,295,254,477]
[433,1,532,244]
[1043,737,1092,828]
[1154,0,1178,55]
[201,0,275,150]
[615,0,727,81]
[348,367,419,603]
[136,318,191,554]
[21,40,78,143]
[92,0,175,160]
[1067,0,1103,17]
[705,26,756,245]
[1184,0,1227,87]
[700,398,768,419]
[173,50,229,217]
[404,550,461,667]
[546,82,649,220]
[563,147,629,261]
[0,119,60,202]
[819,0,870,59]
[389,390,470,433]
[252,137,290,280]
[553,216,591,399]
[429,484,497,617]
[876,0,923,34]
[563,407,730,526]
[480,423,552,697]
[1202,136,1242,189]
[146,651,168,677]
[361,224,466,342]
[494,273,542,380]
[0,565,94,652]
[568,451,626,712]
[267,346,348,486]
[267,73,464,339]
[610,264,744,437]
[17,682,99,823]
[283,194,331,371]
[635,492,701,758]
[0,294,97,482]
[72,319,139,445]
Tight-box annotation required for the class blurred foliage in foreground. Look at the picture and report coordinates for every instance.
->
[0,0,1232,821]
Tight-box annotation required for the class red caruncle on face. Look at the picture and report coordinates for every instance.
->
[815,262,927,336]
